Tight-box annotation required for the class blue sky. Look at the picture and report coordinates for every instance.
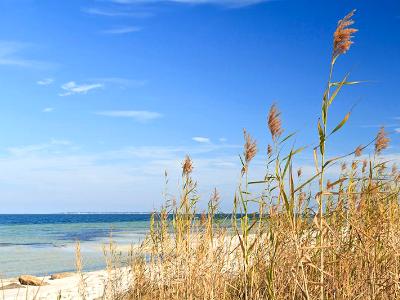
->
[0,0,398,213]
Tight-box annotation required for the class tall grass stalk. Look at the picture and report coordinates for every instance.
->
[75,241,88,300]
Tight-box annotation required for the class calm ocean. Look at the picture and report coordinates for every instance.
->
[0,214,151,278]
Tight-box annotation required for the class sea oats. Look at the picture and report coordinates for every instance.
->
[354,145,362,157]
[392,164,398,177]
[375,127,390,154]
[243,129,257,164]
[298,191,306,206]
[268,104,283,141]
[210,188,220,205]
[333,10,357,57]
[267,144,272,157]
[242,129,257,174]
[362,159,368,173]
[326,180,332,190]
[297,168,302,177]
[182,155,193,175]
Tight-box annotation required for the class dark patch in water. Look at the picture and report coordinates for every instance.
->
[56,228,123,241]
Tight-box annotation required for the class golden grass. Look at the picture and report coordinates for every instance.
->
[98,10,400,300]
[75,241,88,300]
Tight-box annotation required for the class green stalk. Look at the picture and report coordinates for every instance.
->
[319,57,335,300]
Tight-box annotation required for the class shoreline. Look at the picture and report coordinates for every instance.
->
[1,267,130,300]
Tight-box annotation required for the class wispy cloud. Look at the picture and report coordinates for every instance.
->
[42,107,54,113]
[395,128,400,133]
[0,140,243,212]
[109,0,269,8]
[219,137,227,142]
[0,41,53,69]
[192,136,211,143]
[95,110,163,122]
[6,139,74,156]
[50,139,72,146]
[171,0,268,7]
[59,81,103,96]
[58,78,144,96]
[37,78,54,85]
[91,77,147,88]
[101,26,142,34]
[82,7,153,18]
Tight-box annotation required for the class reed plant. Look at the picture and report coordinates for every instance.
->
[75,241,88,300]
[104,10,400,300]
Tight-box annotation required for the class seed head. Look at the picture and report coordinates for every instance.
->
[375,127,390,155]
[378,163,386,175]
[243,129,257,164]
[267,144,272,157]
[391,164,398,177]
[267,104,283,141]
[333,10,358,57]
[298,192,306,206]
[362,159,367,173]
[354,145,362,157]
[326,180,332,190]
[210,188,220,205]
[182,155,193,175]
[242,129,257,174]
[200,213,207,225]
[297,168,302,177]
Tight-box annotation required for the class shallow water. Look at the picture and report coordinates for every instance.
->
[0,214,151,277]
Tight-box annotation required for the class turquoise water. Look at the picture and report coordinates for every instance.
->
[0,214,151,278]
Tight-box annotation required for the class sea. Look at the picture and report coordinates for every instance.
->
[0,214,151,278]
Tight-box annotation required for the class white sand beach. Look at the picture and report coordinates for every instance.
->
[1,268,131,300]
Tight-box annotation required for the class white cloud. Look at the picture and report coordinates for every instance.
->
[219,137,227,142]
[95,110,163,122]
[50,139,72,146]
[82,7,152,18]
[395,128,400,133]
[42,107,54,113]
[59,81,103,96]
[37,78,54,85]
[6,139,73,156]
[90,77,146,87]
[103,144,241,161]
[0,41,53,69]
[101,26,142,34]
[192,137,210,143]
[110,0,268,7]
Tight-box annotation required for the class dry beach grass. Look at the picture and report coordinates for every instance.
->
[103,10,400,300]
